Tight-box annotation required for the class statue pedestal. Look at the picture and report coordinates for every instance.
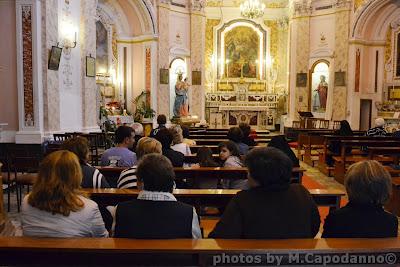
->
[172,116,200,126]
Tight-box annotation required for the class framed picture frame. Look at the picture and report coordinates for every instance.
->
[86,56,96,77]
[296,73,307,87]
[192,70,202,85]
[160,68,169,84]
[48,46,62,71]
[334,71,346,86]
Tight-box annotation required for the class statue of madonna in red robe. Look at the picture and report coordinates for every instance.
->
[316,75,328,109]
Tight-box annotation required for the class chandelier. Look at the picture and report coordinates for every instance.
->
[240,0,266,19]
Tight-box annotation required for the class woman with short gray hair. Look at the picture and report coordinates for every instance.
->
[322,160,397,238]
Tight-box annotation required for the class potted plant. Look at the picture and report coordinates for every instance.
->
[133,91,155,122]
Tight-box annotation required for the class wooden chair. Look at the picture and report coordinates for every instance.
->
[333,120,341,130]
[53,133,71,142]
[80,134,99,165]
[319,119,329,129]
[292,121,301,128]
[11,155,40,211]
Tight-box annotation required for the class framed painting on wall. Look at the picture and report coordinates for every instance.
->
[160,68,169,84]
[48,46,62,70]
[334,71,346,86]
[86,56,96,77]
[296,73,307,87]
[192,71,201,85]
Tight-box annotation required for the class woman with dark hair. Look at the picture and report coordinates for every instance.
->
[268,135,300,167]
[197,146,219,167]
[195,146,219,189]
[155,128,184,167]
[322,160,397,238]
[227,127,249,155]
[327,120,353,166]
[218,141,247,189]
[209,147,320,239]
[181,125,196,146]
[239,123,256,146]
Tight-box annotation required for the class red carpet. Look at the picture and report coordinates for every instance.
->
[302,174,347,223]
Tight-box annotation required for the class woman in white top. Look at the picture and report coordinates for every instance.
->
[21,150,108,238]
[170,125,191,156]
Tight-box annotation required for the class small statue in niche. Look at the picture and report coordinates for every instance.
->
[173,73,189,117]
[313,75,328,112]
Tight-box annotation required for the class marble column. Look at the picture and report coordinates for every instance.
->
[190,1,206,121]
[80,0,100,132]
[15,0,44,143]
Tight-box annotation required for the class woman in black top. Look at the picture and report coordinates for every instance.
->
[268,135,300,167]
[322,160,397,238]
[209,147,320,239]
[326,120,353,166]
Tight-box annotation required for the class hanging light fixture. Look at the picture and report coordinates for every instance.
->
[240,0,266,19]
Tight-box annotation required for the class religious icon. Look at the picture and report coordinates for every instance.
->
[173,73,189,117]
[313,75,328,112]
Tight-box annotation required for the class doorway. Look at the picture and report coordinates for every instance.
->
[359,99,372,131]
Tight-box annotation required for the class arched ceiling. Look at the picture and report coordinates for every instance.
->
[352,0,400,41]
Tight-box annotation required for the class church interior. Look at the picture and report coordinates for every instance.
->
[1,0,400,265]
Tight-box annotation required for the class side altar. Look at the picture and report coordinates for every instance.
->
[205,82,278,130]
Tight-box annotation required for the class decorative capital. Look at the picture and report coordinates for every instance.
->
[292,0,312,17]
[190,0,205,12]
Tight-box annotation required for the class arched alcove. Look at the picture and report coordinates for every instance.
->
[309,60,330,116]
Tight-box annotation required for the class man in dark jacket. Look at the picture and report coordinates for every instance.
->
[150,114,167,137]
[209,147,320,239]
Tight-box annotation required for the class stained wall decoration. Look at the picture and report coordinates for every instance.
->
[21,5,34,127]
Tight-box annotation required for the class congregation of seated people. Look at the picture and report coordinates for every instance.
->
[8,115,397,242]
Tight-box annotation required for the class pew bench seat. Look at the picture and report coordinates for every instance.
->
[0,237,399,266]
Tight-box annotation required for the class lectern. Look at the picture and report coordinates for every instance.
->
[298,112,314,129]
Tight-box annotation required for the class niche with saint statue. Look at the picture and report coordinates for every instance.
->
[310,61,329,115]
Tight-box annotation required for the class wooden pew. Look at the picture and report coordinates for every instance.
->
[2,237,398,266]
[368,147,400,165]
[194,139,270,146]
[189,145,263,154]
[297,133,325,167]
[333,140,400,184]
[97,166,306,187]
[317,136,400,176]
[83,188,345,212]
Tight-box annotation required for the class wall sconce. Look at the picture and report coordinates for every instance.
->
[60,24,77,50]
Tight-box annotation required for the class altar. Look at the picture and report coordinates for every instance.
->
[205,89,278,130]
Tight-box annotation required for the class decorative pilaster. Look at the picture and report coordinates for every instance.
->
[81,0,99,132]
[190,1,206,120]
[157,0,170,117]
[332,6,351,121]
[15,0,43,143]
[42,0,60,135]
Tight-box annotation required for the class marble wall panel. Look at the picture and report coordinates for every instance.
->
[21,5,34,127]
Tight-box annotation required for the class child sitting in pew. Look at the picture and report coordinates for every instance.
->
[218,141,248,189]
[322,160,398,238]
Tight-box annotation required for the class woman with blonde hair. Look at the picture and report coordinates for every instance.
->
[21,150,108,237]
[117,137,162,189]
[170,125,191,156]
[322,160,397,238]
